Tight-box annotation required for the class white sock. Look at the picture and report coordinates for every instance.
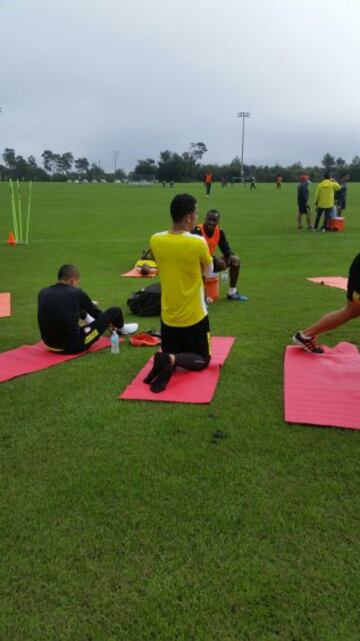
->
[228,287,236,296]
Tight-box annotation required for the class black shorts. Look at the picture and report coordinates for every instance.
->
[161,316,211,360]
[347,254,360,303]
[298,199,309,214]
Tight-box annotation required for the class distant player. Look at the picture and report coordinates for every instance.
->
[335,174,350,217]
[204,172,213,197]
[313,172,341,231]
[297,175,312,229]
[275,175,283,190]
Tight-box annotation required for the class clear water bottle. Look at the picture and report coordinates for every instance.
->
[110,330,120,354]
[221,270,228,283]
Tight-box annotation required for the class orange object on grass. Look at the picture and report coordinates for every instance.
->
[205,275,219,301]
[7,232,16,246]
[329,217,345,232]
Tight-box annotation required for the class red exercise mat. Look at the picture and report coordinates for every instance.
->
[307,277,347,291]
[122,268,157,278]
[0,293,11,317]
[0,337,110,384]
[284,343,360,430]
[120,336,235,403]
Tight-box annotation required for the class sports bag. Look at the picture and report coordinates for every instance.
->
[127,283,161,317]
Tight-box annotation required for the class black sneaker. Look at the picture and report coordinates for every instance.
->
[143,352,170,384]
[227,292,248,301]
[293,331,324,354]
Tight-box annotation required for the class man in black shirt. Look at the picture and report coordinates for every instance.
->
[38,264,138,353]
[192,209,248,301]
[297,175,312,230]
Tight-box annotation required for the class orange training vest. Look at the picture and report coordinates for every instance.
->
[199,224,220,256]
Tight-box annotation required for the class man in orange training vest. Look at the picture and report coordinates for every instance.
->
[203,172,213,197]
[193,209,248,301]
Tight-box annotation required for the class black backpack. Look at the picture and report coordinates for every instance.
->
[127,282,161,317]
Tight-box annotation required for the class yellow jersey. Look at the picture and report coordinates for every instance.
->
[315,179,340,208]
[150,230,212,327]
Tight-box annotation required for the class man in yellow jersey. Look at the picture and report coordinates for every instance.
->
[313,172,341,231]
[144,194,213,393]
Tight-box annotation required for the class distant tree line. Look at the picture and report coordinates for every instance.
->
[1,145,360,183]
[0,148,127,182]
[131,149,360,182]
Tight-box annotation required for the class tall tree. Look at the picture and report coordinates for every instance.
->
[321,153,336,170]
[3,147,16,169]
[60,152,74,175]
[42,150,54,173]
[75,157,90,176]
[133,158,157,178]
[190,142,207,161]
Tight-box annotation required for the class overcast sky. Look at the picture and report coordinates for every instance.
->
[1,0,360,171]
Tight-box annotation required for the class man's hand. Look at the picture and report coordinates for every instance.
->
[228,254,240,267]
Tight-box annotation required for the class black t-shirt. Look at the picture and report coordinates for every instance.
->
[37,283,100,350]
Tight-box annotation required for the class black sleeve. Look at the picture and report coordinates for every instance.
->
[218,229,233,258]
[78,289,101,318]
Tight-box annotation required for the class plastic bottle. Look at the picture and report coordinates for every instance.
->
[110,330,120,354]
[221,270,228,283]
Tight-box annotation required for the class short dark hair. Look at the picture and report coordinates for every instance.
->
[206,209,221,219]
[170,194,197,223]
[57,264,80,280]
[324,171,331,179]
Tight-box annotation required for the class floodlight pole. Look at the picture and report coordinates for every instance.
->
[114,150,118,176]
[237,112,250,184]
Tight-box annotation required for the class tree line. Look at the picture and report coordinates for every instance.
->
[1,145,360,183]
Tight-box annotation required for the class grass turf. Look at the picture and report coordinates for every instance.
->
[1,181,360,640]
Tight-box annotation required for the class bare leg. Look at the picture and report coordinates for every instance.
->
[303,301,360,337]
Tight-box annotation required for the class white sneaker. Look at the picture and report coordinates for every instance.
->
[118,322,139,335]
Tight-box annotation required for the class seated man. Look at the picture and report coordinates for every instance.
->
[192,208,248,301]
[38,264,138,354]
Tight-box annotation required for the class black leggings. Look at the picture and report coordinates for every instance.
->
[174,353,210,370]
[65,306,124,353]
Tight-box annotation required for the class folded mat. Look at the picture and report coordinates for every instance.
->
[120,336,235,403]
[307,276,347,290]
[0,337,110,384]
[284,342,360,430]
[0,292,11,317]
[122,268,157,278]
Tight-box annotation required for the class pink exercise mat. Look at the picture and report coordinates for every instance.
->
[120,336,235,403]
[307,277,347,291]
[0,293,11,317]
[284,342,360,430]
[0,337,110,384]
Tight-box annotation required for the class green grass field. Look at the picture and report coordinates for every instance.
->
[1,181,360,641]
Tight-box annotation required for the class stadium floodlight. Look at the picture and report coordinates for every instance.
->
[237,112,250,184]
